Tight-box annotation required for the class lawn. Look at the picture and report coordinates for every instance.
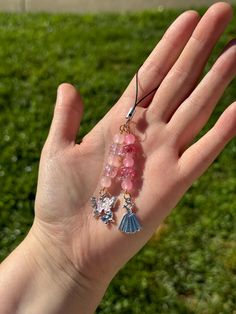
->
[0,7,235,313]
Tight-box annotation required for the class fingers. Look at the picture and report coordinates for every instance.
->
[148,2,233,121]
[47,83,83,149]
[178,102,236,186]
[169,40,236,153]
[119,10,200,111]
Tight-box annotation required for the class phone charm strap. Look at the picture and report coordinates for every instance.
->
[90,70,159,234]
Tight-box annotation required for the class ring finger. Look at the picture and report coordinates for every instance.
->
[169,39,236,153]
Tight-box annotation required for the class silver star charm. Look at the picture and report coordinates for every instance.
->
[90,195,117,224]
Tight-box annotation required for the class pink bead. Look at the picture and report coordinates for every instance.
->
[108,155,121,168]
[125,133,136,145]
[100,176,112,188]
[104,164,118,178]
[121,178,133,191]
[113,133,125,144]
[122,144,137,155]
[123,155,134,167]
[117,166,136,180]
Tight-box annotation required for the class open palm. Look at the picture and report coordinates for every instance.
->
[33,3,236,284]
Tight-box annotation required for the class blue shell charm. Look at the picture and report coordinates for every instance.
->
[119,210,142,234]
[119,195,142,234]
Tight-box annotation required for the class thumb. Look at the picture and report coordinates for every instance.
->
[48,83,84,148]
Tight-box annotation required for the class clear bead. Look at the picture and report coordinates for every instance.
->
[103,164,118,178]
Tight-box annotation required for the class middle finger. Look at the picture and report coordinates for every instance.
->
[147,2,233,122]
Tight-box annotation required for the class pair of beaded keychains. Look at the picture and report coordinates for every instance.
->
[90,70,159,234]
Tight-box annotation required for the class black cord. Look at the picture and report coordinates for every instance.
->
[126,70,161,120]
[133,70,160,108]
[136,84,160,106]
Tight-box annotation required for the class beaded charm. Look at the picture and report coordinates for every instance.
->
[90,70,159,233]
[90,122,142,233]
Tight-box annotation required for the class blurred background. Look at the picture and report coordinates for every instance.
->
[0,1,236,313]
[0,0,236,12]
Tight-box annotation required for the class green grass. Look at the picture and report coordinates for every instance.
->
[0,8,236,313]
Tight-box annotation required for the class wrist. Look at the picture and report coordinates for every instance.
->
[25,224,110,314]
[0,222,110,314]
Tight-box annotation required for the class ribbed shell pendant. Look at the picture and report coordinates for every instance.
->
[118,194,142,234]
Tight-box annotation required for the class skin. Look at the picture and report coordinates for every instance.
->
[0,2,236,313]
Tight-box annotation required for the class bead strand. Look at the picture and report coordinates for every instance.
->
[100,133,124,188]
[100,130,137,192]
[119,133,136,192]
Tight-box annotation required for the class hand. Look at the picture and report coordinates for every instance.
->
[34,0,236,286]
[6,2,236,313]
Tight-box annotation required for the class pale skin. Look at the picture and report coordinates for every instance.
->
[0,2,236,313]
